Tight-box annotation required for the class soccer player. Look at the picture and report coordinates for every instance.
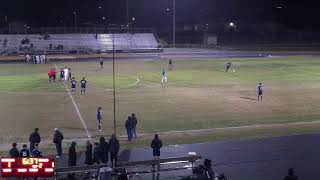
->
[97,107,102,132]
[60,68,65,82]
[68,68,72,82]
[48,68,52,82]
[169,59,173,70]
[99,58,104,69]
[161,68,167,84]
[52,68,57,82]
[71,77,77,93]
[225,61,232,72]
[257,82,263,101]
[20,144,30,157]
[81,77,87,93]
[64,67,69,81]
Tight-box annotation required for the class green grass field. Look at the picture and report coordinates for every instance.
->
[1,56,320,153]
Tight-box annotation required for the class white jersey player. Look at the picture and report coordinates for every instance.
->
[161,68,167,84]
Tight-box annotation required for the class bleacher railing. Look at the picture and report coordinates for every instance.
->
[0,27,154,35]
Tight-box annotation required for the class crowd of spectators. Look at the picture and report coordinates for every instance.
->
[6,126,299,180]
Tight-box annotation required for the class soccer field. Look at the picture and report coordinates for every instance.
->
[1,56,320,152]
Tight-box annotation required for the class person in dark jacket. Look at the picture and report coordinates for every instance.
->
[29,128,41,152]
[53,128,64,158]
[125,116,133,141]
[283,168,299,180]
[85,141,93,165]
[131,113,138,139]
[109,134,120,168]
[9,143,19,157]
[93,142,102,164]
[99,137,109,164]
[32,144,42,157]
[151,134,162,160]
[20,144,30,157]
[68,142,77,166]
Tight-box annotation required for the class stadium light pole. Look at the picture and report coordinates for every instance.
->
[126,0,129,27]
[112,33,117,136]
[173,0,176,47]
[73,11,77,31]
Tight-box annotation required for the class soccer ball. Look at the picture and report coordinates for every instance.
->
[233,69,235,72]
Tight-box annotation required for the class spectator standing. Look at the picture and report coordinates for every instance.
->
[151,134,162,160]
[100,137,109,164]
[32,144,42,157]
[132,113,138,139]
[20,144,30,157]
[53,128,64,158]
[97,107,103,132]
[85,141,93,165]
[125,116,133,141]
[68,142,77,166]
[284,168,299,180]
[93,142,102,165]
[109,134,120,168]
[9,143,19,157]
[29,128,41,152]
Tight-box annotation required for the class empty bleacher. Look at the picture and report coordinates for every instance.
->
[0,33,160,55]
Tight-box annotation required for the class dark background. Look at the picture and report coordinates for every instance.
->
[0,0,318,44]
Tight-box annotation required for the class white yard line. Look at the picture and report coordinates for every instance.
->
[54,64,92,140]
[6,92,67,95]
[1,120,320,151]
[118,120,320,138]
[128,74,140,87]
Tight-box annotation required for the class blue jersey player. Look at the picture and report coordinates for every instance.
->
[71,77,77,93]
[257,82,263,101]
[225,62,232,72]
[97,107,102,131]
[81,77,87,93]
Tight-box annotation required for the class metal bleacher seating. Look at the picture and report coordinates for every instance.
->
[55,155,202,178]
[0,33,160,55]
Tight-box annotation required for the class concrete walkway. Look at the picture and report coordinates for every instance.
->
[54,133,320,179]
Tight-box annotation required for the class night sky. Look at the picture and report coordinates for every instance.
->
[0,0,317,29]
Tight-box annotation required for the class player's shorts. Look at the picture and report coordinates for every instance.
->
[81,85,86,88]
[60,74,64,78]
[258,91,263,95]
[162,76,167,80]
[71,84,76,88]
[153,149,160,156]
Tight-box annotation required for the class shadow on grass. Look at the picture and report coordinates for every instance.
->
[240,96,257,101]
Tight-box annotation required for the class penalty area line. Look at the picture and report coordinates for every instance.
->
[128,74,141,87]
[53,64,92,141]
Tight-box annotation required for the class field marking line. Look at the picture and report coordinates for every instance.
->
[127,74,140,87]
[5,92,67,95]
[53,64,92,140]
[1,120,320,151]
[117,120,320,138]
